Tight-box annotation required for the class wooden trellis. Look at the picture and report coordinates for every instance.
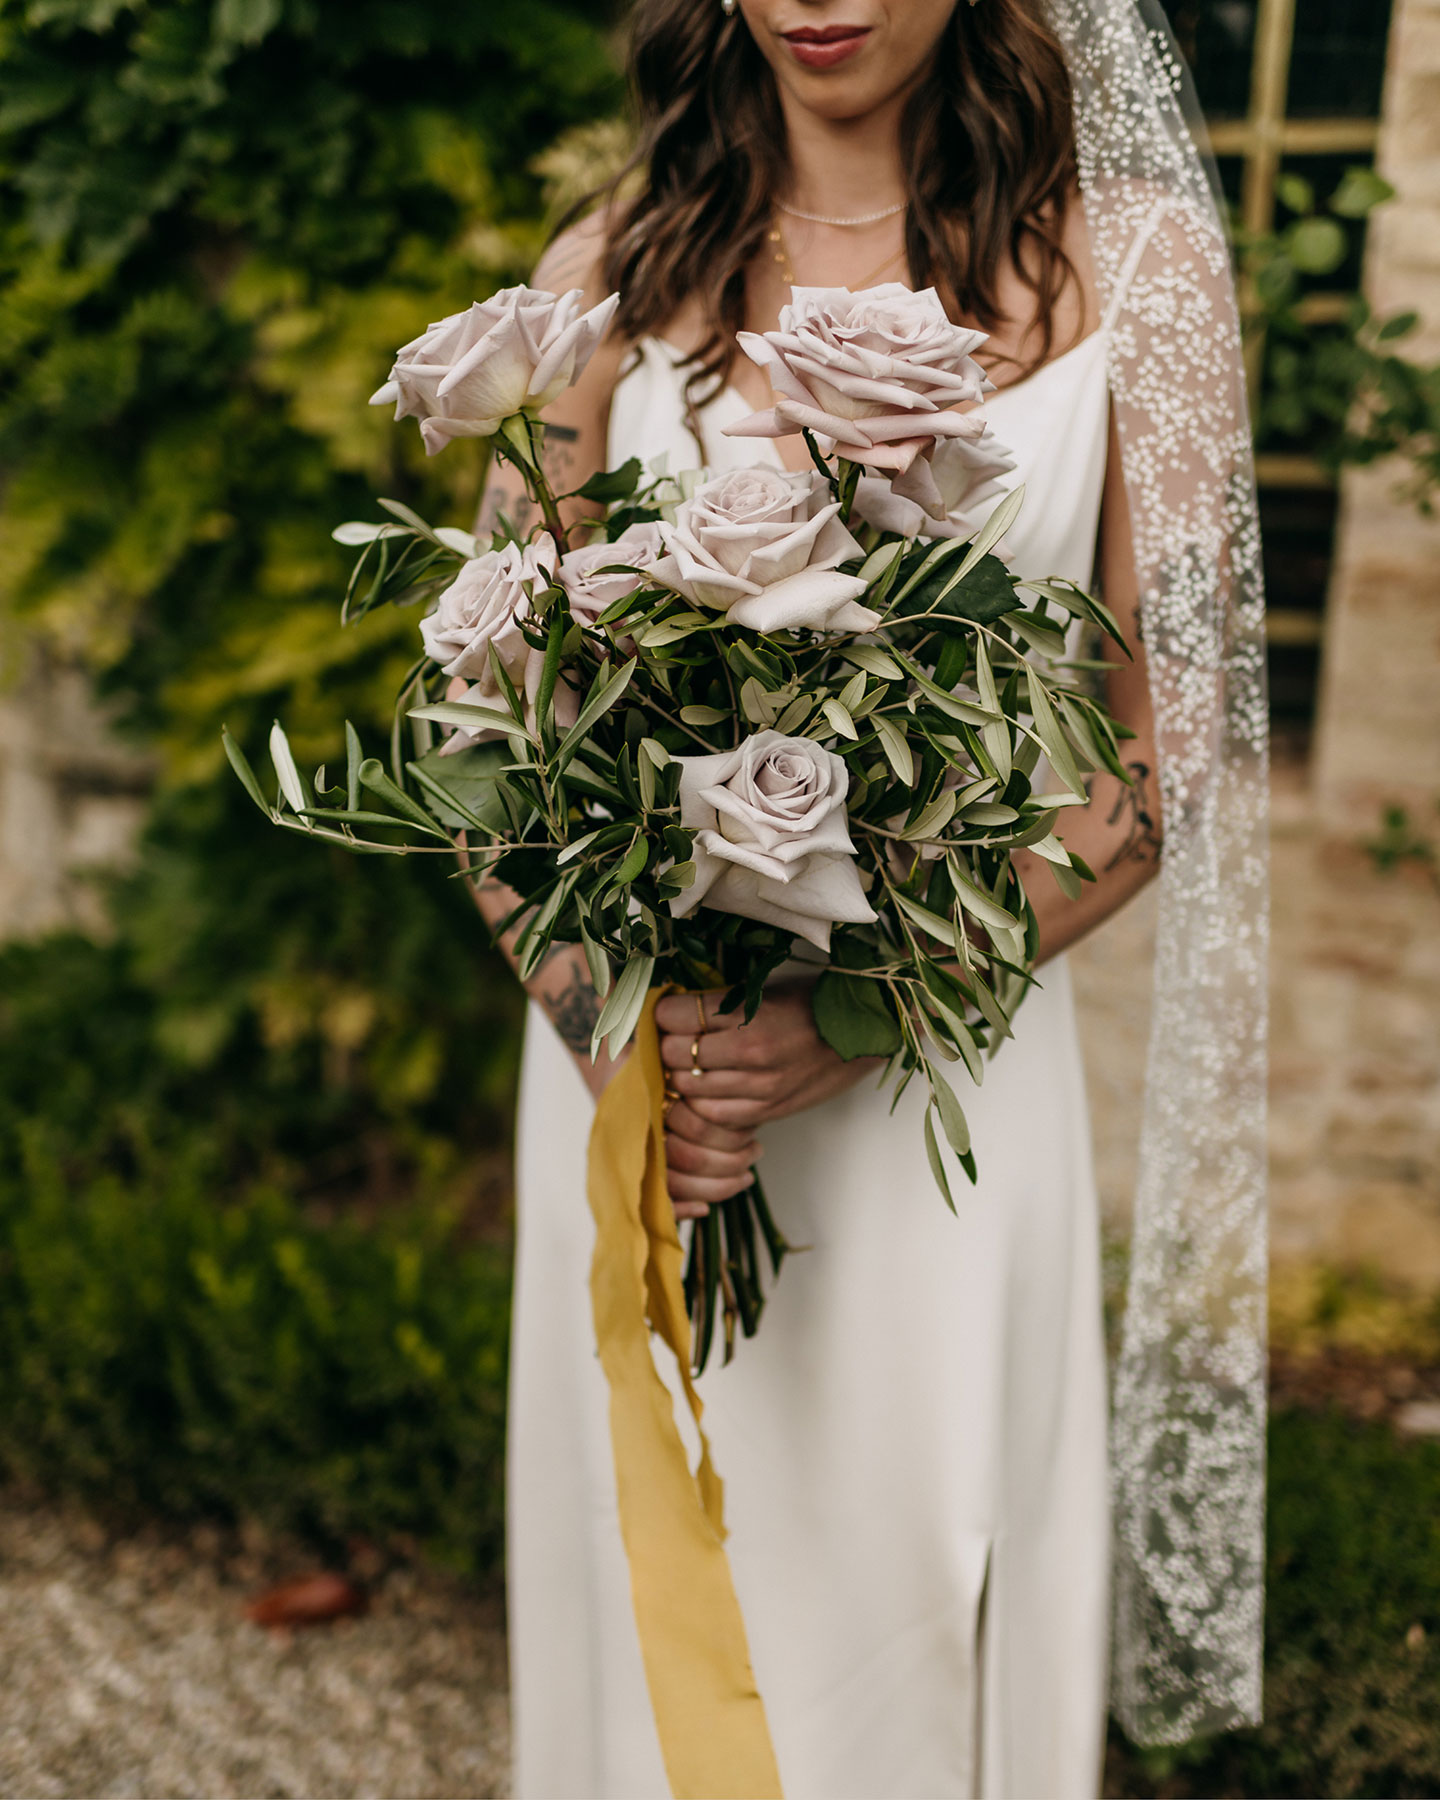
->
[1200,0,1387,647]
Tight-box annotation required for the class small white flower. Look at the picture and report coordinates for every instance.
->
[371,285,619,455]
[669,730,877,952]
[653,466,879,634]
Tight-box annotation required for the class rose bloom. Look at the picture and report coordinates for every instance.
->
[370,285,619,455]
[852,424,1019,540]
[419,539,572,748]
[653,467,880,634]
[669,730,877,951]
[725,284,992,475]
[558,522,665,628]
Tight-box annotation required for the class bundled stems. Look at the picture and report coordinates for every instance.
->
[683,1172,791,1377]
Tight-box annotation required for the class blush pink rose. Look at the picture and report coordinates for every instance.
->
[669,730,878,951]
[724,284,991,475]
[557,522,666,628]
[420,539,574,750]
[653,466,879,634]
[852,422,1019,540]
[370,285,619,455]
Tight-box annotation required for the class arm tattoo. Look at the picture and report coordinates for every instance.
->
[1103,759,1163,871]
[537,243,589,291]
[545,957,602,1057]
[543,421,578,492]
[478,481,534,540]
[477,424,581,539]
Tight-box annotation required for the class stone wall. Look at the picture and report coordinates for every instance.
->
[0,650,151,940]
[1071,749,1440,1289]
[1071,0,1440,1267]
[1311,0,1440,831]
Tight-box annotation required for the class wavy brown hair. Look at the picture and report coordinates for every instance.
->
[581,0,1079,411]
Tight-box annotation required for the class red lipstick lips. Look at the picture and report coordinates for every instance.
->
[781,22,871,69]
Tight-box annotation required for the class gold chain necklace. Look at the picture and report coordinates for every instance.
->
[766,213,905,293]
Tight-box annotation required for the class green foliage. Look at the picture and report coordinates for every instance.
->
[0,1128,511,1570]
[1110,1409,1440,1799]
[0,2,616,1206]
[0,0,620,762]
[1242,168,1440,511]
[0,783,522,1187]
[810,968,903,1061]
[1365,799,1439,894]
[0,0,622,1565]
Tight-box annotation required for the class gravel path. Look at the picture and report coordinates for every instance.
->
[0,1489,511,1799]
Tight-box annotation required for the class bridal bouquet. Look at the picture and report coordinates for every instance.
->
[226,280,1131,1370]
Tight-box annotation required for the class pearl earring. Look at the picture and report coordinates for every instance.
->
[721,0,737,15]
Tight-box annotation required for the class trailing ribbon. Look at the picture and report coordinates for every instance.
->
[587,990,783,1800]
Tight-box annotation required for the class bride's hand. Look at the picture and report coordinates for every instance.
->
[656,986,878,1159]
[660,1099,763,1221]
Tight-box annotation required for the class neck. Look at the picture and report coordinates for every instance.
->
[776,88,908,221]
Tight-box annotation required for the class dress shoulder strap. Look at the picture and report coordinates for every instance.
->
[1099,195,1174,335]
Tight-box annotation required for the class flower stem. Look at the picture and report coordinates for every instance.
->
[836,456,861,525]
[495,413,569,555]
[802,427,838,495]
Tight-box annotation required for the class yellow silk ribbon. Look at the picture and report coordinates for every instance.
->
[587,990,783,1800]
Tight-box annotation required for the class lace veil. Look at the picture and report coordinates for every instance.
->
[1043,0,1270,1747]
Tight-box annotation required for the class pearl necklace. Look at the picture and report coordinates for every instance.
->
[775,199,906,228]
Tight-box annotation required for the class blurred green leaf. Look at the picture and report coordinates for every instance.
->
[1285,215,1348,276]
[1276,172,1315,217]
[1330,166,1395,219]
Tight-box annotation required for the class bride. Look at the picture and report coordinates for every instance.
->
[470,1,1269,1795]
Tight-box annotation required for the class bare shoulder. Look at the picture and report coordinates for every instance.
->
[532,209,628,397]
[987,184,1100,378]
[1059,184,1101,322]
[533,210,612,308]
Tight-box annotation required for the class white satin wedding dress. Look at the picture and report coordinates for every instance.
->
[508,311,1121,1799]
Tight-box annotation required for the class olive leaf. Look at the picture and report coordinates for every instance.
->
[812,970,902,1061]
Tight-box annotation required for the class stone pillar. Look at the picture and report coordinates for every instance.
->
[0,649,151,940]
[1311,0,1440,829]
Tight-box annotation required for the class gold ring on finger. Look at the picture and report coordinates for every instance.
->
[694,992,707,1032]
[689,1036,704,1077]
[663,1084,680,1120]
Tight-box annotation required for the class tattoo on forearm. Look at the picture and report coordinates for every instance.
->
[477,423,581,540]
[546,959,602,1057]
[1104,759,1163,870]
[543,421,578,491]
[478,481,534,540]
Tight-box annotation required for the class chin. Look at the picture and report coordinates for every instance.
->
[782,71,902,122]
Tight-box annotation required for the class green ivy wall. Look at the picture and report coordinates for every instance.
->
[0,0,621,1197]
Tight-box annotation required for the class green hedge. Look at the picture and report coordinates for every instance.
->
[0,795,523,1190]
[1110,1408,1440,1799]
[0,0,618,1202]
[0,1129,511,1571]
[5,1124,1440,1788]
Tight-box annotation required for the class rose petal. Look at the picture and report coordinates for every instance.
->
[721,408,792,441]
[694,828,794,883]
[702,856,877,950]
[420,415,500,455]
[734,331,817,409]
[851,475,927,536]
[724,570,879,634]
